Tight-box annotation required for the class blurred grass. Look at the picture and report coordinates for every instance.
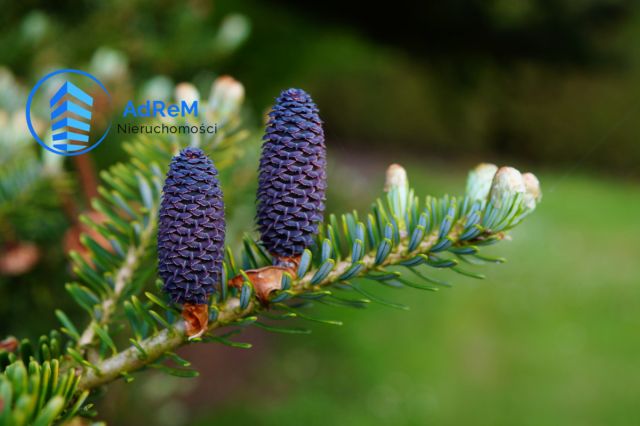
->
[194,160,640,426]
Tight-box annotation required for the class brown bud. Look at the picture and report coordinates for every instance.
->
[0,336,18,352]
[182,303,209,339]
[229,256,300,304]
[0,243,39,276]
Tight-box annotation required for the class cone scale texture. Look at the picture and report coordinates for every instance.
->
[257,88,326,258]
[158,147,225,305]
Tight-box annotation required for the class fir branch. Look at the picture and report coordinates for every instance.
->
[77,200,510,390]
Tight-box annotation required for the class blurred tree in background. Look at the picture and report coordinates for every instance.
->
[219,0,640,171]
[2,0,640,172]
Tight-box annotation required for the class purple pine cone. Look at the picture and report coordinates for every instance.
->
[158,147,225,305]
[257,88,327,257]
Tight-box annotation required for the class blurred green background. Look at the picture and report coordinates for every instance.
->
[1,0,639,425]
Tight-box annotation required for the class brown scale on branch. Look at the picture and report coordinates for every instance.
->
[229,256,301,303]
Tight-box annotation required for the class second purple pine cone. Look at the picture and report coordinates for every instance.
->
[256,88,327,258]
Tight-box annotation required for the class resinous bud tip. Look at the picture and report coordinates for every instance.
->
[466,163,498,202]
[489,166,525,209]
[384,163,408,193]
[209,76,245,116]
[174,82,200,104]
[522,172,542,211]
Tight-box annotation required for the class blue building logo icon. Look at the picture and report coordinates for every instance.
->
[50,81,94,153]
[26,69,111,156]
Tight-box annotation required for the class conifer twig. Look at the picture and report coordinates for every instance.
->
[78,223,503,390]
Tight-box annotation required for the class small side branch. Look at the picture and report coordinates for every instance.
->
[77,209,157,349]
